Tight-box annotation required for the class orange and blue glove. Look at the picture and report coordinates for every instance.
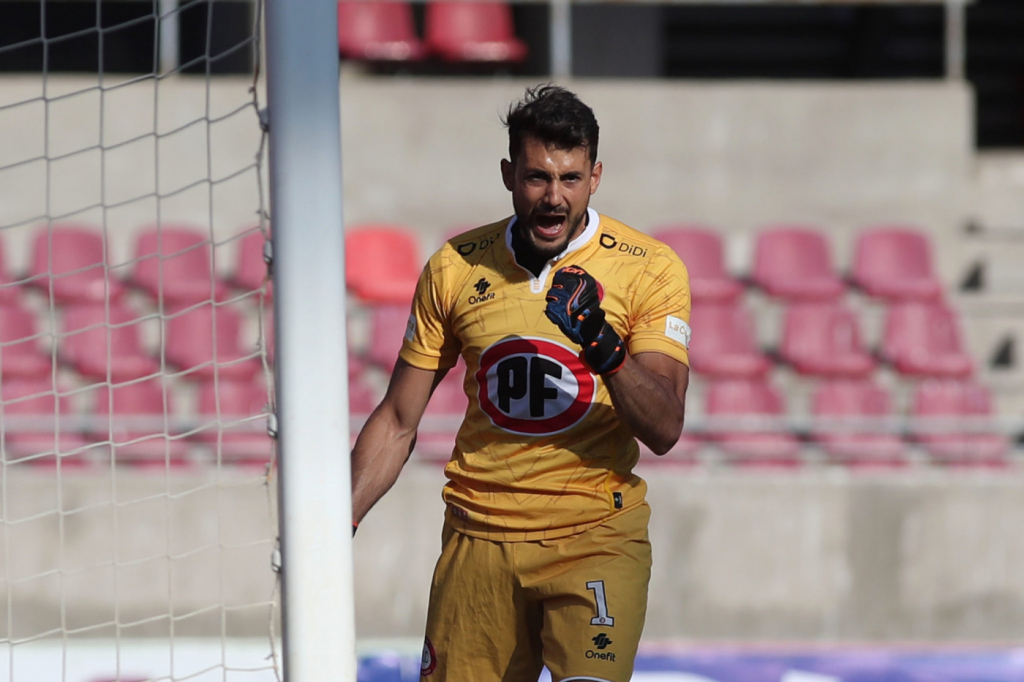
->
[544,265,626,376]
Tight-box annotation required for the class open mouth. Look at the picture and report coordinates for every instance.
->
[533,213,567,239]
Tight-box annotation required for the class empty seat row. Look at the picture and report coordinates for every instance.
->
[658,224,943,304]
[689,299,972,380]
[338,1,526,64]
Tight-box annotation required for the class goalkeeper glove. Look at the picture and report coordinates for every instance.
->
[544,265,626,376]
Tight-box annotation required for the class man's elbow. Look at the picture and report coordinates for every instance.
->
[647,420,684,456]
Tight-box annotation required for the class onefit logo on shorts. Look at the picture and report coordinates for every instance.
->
[586,632,615,662]
[476,337,595,436]
[421,637,437,676]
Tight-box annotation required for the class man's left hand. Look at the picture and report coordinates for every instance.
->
[544,265,626,375]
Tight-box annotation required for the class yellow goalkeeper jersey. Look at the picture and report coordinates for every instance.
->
[399,208,691,541]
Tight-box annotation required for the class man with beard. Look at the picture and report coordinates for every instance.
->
[351,85,691,682]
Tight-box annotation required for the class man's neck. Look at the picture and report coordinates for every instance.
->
[511,228,550,278]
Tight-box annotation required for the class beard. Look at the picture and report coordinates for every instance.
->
[516,208,588,261]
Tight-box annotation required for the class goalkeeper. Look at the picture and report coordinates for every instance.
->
[350,85,691,682]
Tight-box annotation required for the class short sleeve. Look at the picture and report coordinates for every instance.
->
[399,252,461,371]
[627,246,691,367]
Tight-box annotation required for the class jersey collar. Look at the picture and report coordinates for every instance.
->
[504,207,601,293]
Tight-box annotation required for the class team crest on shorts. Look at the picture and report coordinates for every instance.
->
[476,337,596,436]
[421,636,437,676]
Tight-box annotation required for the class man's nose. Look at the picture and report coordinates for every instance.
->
[543,181,563,206]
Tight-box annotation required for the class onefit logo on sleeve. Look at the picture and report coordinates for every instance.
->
[586,633,615,662]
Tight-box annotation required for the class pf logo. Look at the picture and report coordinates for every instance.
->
[476,337,595,435]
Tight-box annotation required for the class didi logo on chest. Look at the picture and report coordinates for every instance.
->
[476,337,596,435]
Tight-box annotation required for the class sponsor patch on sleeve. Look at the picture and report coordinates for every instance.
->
[665,315,691,348]
[404,314,417,342]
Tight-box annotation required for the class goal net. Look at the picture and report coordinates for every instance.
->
[0,0,280,679]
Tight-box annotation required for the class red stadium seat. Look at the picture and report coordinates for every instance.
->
[418,361,469,461]
[131,226,229,306]
[425,2,527,63]
[652,226,743,304]
[811,379,905,467]
[687,302,771,379]
[29,224,125,305]
[881,301,973,378]
[0,303,54,379]
[780,302,875,378]
[61,304,158,382]
[195,378,273,467]
[165,304,261,381]
[2,378,89,467]
[367,303,412,370]
[912,379,1009,466]
[233,229,272,299]
[852,226,943,302]
[752,226,845,301]
[346,225,420,304]
[705,378,801,467]
[91,379,191,468]
[338,1,425,61]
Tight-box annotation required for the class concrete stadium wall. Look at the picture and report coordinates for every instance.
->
[6,465,1024,643]
[0,75,971,282]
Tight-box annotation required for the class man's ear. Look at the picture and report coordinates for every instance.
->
[501,158,515,192]
[589,160,603,195]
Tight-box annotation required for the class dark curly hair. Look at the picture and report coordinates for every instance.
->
[503,85,599,166]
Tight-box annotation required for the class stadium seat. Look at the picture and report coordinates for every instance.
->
[881,301,973,378]
[131,226,229,306]
[0,303,54,379]
[779,302,875,378]
[425,2,527,63]
[338,1,425,61]
[195,378,273,467]
[652,226,743,304]
[91,379,191,468]
[752,226,845,301]
[705,378,801,467]
[417,361,469,461]
[367,303,412,370]
[811,379,905,467]
[2,378,90,467]
[233,229,272,299]
[165,304,261,381]
[29,224,125,305]
[912,379,1009,466]
[852,226,943,301]
[346,225,421,304]
[61,304,158,382]
[687,302,771,379]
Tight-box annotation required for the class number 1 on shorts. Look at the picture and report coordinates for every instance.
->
[586,580,615,626]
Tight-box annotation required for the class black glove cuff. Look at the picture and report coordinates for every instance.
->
[582,321,626,375]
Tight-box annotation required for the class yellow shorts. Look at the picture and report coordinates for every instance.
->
[420,503,652,682]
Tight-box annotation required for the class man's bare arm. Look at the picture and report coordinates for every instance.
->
[604,352,689,456]
[351,358,445,524]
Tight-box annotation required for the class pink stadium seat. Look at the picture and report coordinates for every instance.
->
[195,378,273,467]
[912,379,1009,466]
[131,226,229,305]
[687,302,771,379]
[652,226,742,304]
[752,226,845,301]
[0,303,54,379]
[852,227,943,301]
[780,302,875,378]
[417,361,469,461]
[233,229,273,299]
[881,301,973,378]
[338,1,425,61]
[705,378,801,467]
[29,224,125,305]
[367,303,412,371]
[425,2,527,63]
[91,379,190,468]
[346,225,420,304]
[61,304,158,382]
[2,378,89,467]
[165,304,261,381]
[811,379,905,467]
